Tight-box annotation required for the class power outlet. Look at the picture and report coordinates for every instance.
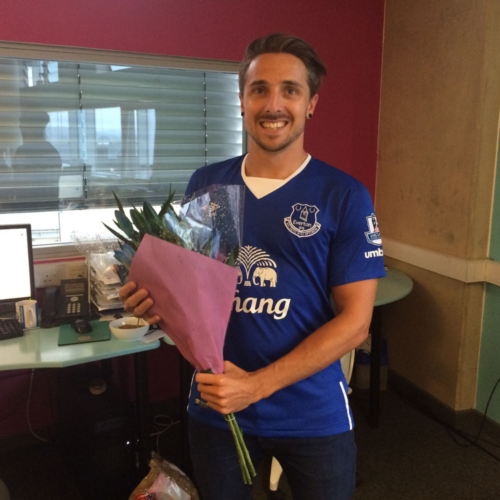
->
[34,264,59,288]
[59,262,87,280]
[34,260,87,288]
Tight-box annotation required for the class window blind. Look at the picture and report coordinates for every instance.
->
[0,57,243,214]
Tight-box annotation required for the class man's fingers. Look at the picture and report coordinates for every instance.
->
[199,391,219,403]
[199,391,230,413]
[196,373,223,385]
[205,401,228,414]
[133,297,154,318]
[143,313,162,325]
[197,383,221,397]
[118,282,161,324]
[123,288,149,313]
[118,281,137,302]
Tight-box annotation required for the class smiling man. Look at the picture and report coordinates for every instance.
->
[242,51,317,160]
[120,33,386,500]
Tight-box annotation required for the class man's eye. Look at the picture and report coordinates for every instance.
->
[253,88,264,94]
[286,88,297,95]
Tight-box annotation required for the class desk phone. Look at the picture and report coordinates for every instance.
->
[42,278,89,322]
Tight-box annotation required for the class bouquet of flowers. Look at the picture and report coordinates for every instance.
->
[104,186,256,484]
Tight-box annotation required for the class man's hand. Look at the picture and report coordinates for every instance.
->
[196,361,263,415]
[196,280,378,415]
[118,281,161,324]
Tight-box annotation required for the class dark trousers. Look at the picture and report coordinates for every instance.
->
[188,416,357,500]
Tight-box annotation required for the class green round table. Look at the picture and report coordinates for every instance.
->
[375,268,414,307]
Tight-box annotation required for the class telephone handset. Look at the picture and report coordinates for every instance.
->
[42,278,89,325]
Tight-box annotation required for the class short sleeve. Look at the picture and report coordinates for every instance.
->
[328,183,386,287]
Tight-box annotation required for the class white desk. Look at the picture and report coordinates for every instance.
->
[0,324,160,475]
[0,325,159,370]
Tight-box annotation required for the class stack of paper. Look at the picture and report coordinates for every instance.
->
[89,253,124,312]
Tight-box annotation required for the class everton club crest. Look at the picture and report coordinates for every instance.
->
[365,213,382,246]
[284,203,321,238]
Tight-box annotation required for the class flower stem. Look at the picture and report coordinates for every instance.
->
[201,369,256,484]
[234,419,256,477]
[226,413,251,484]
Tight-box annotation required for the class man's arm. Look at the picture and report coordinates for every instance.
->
[196,278,378,414]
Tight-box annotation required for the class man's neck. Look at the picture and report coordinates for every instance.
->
[244,142,309,180]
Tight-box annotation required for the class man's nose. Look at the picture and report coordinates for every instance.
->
[265,90,283,114]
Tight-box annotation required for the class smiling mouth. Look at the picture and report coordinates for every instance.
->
[260,121,287,129]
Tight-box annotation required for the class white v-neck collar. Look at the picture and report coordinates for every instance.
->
[241,154,311,199]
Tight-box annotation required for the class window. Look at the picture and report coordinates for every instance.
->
[0,49,244,247]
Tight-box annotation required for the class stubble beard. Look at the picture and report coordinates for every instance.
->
[247,121,305,153]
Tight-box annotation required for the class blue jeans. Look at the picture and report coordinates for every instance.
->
[188,417,357,500]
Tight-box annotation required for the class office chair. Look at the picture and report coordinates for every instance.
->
[269,349,356,492]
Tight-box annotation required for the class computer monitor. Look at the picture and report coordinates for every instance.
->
[0,224,36,312]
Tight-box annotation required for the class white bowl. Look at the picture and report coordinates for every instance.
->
[109,317,149,341]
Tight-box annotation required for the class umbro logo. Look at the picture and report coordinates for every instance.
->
[365,248,383,259]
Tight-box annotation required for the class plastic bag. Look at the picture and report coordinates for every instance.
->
[72,233,123,284]
[180,184,244,260]
[129,453,199,500]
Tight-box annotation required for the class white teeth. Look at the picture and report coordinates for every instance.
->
[262,121,286,129]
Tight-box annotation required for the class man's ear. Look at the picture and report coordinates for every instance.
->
[239,93,245,115]
[307,94,319,117]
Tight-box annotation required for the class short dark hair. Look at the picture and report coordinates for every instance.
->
[239,33,327,97]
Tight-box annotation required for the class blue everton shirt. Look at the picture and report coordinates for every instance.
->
[186,155,386,437]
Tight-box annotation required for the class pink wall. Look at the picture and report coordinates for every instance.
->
[0,0,385,438]
[1,0,384,193]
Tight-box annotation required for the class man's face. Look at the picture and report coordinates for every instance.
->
[240,53,318,153]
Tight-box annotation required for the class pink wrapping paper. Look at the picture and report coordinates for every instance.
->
[128,234,238,374]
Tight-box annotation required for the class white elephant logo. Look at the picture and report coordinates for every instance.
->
[237,245,277,287]
[253,267,278,287]
[233,246,290,319]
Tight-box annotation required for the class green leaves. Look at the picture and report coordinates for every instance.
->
[143,201,161,225]
[200,234,213,258]
[102,223,138,250]
[113,191,126,216]
[226,246,240,268]
[158,189,176,220]
[115,210,135,238]
[106,192,179,253]
[105,190,240,269]
[130,208,151,236]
